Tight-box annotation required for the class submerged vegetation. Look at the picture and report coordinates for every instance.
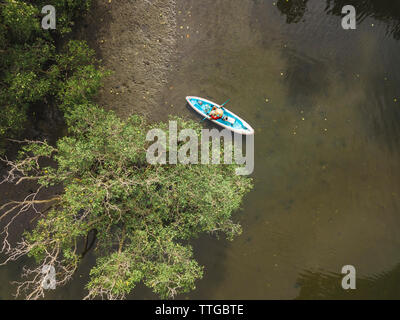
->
[0,0,253,299]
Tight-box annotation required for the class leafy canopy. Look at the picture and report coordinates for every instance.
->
[0,0,101,152]
[7,104,253,299]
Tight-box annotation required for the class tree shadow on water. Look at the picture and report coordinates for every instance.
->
[181,234,231,299]
[276,0,310,24]
[274,0,400,40]
[325,0,400,39]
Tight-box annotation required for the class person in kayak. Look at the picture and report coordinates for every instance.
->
[209,106,224,120]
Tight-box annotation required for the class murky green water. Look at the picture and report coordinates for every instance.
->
[164,0,400,300]
[2,0,400,299]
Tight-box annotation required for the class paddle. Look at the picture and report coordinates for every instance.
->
[220,99,230,107]
[201,99,230,121]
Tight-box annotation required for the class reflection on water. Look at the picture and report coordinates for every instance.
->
[296,263,400,299]
[326,0,400,39]
[276,0,309,24]
[1,0,400,299]
[276,0,400,39]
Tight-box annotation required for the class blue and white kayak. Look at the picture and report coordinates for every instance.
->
[186,96,254,135]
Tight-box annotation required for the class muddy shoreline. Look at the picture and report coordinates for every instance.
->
[77,0,178,121]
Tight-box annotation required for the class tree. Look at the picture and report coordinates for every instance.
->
[0,0,98,152]
[0,104,253,299]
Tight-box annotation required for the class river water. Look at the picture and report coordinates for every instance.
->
[2,0,400,299]
[163,0,400,299]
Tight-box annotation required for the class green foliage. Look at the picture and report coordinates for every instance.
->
[58,65,110,111]
[0,104,27,137]
[32,0,92,35]
[2,0,40,43]
[56,40,97,71]
[13,105,253,299]
[86,232,203,300]
[0,0,100,151]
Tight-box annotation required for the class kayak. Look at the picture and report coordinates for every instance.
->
[186,96,254,135]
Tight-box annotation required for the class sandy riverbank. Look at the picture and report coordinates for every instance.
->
[78,0,178,120]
